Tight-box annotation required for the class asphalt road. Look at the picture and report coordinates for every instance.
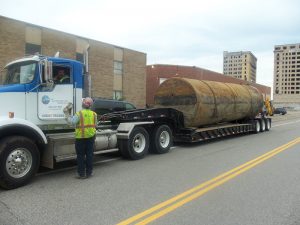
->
[1,112,300,225]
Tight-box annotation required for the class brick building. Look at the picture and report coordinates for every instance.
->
[273,43,300,108]
[146,64,271,106]
[0,16,146,108]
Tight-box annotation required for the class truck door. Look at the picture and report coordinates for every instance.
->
[37,63,74,120]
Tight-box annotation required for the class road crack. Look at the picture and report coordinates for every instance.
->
[0,199,25,225]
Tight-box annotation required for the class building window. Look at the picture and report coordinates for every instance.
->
[114,61,123,75]
[113,90,123,100]
[76,53,84,63]
[25,43,41,55]
[25,26,41,55]
[53,65,71,84]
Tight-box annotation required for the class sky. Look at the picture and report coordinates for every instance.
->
[1,0,300,89]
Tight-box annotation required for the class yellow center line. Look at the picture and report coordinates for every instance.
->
[117,137,300,225]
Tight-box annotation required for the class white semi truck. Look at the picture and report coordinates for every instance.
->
[0,55,271,189]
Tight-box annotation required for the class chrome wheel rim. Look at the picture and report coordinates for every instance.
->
[261,120,265,131]
[160,131,170,148]
[256,121,260,132]
[133,134,146,153]
[6,148,32,178]
[267,120,271,129]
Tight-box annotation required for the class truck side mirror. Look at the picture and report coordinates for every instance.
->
[40,59,53,86]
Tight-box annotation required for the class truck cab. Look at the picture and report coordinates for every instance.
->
[0,55,85,130]
[0,55,94,189]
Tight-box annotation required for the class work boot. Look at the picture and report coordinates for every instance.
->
[75,175,86,179]
[86,173,93,178]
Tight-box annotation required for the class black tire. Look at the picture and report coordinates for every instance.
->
[265,118,271,131]
[0,136,40,189]
[150,125,173,154]
[118,139,130,159]
[259,119,266,132]
[254,120,260,133]
[118,127,149,160]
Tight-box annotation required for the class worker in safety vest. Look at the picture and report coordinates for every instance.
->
[63,97,97,179]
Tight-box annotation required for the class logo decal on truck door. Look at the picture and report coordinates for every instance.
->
[42,95,50,104]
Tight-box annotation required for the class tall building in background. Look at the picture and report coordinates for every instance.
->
[223,51,257,83]
[273,43,300,107]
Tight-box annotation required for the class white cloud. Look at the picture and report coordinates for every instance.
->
[1,0,300,90]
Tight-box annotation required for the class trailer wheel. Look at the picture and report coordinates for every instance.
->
[259,119,266,132]
[0,136,40,189]
[151,125,173,154]
[118,127,149,160]
[254,120,261,133]
[265,118,271,131]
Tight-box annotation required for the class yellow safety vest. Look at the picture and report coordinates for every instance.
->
[75,109,97,139]
[60,75,69,83]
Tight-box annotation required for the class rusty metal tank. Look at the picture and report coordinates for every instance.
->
[154,78,263,127]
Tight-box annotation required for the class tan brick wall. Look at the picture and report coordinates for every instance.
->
[42,29,76,59]
[123,49,146,108]
[0,16,25,70]
[88,40,114,98]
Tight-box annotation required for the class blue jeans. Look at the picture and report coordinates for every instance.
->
[75,136,95,176]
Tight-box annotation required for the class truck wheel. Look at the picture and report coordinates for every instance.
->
[118,127,149,160]
[151,125,173,154]
[259,119,266,132]
[254,120,260,133]
[0,136,40,189]
[265,118,271,131]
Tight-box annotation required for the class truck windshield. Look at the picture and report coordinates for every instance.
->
[1,61,37,85]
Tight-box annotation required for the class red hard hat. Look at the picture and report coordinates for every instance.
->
[82,97,93,108]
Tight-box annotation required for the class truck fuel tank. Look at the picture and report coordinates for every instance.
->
[95,129,117,150]
[154,78,263,127]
